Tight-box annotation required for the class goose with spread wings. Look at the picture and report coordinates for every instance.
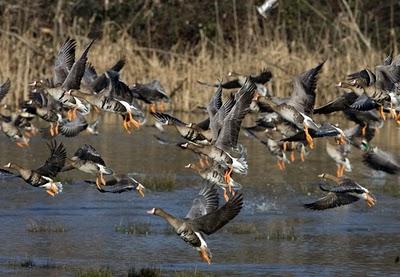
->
[361,145,400,175]
[63,144,113,189]
[84,174,145,197]
[151,112,212,145]
[198,68,272,97]
[69,70,144,133]
[147,184,242,264]
[32,38,95,121]
[179,78,256,187]
[3,141,66,196]
[261,62,340,148]
[326,142,352,177]
[304,174,376,210]
[185,161,242,201]
[342,62,400,119]
[130,80,169,112]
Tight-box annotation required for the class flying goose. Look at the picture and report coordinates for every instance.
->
[304,174,376,210]
[33,38,95,121]
[69,70,144,133]
[148,184,242,264]
[198,68,272,97]
[151,112,211,145]
[185,161,242,201]
[130,80,169,112]
[63,144,113,189]
[361,144,400,175]
[3,141,66,196]
[179,78,256,186]
[262,62,327,148]
[326,142,352,177]
[85,174,145,197]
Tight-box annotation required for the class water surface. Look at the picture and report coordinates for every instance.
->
[0,114,399,276]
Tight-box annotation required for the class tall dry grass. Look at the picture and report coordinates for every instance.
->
[0,1,391,111]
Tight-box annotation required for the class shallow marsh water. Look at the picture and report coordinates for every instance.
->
[0,113,399,276]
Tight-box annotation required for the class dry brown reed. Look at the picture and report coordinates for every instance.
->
[0,2,390,112]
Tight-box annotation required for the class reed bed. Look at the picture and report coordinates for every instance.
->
[0,1,393,112]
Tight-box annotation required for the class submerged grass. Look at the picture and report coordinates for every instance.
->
[128,267,161,277]
[114,222,151,236]
[173,271,215,277]
[75,267,113,277]
[27,220,67,233]
[8,258,61,270]
[141,173,176,192]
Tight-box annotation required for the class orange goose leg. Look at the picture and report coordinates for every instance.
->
[379,106,386,121]
[390,103,397,119]
[95,175,102,190]
[223,188,229,202]
[49,123,55,137]
[67,107,77,121]
[54,122,59,136]
[199,248,211,264]
[126,112,140,130]
[304,126,314,149]
[16,141,28,148]
[157,102,165,112]
[361,125,367,136]
[223,166,233,185]
[290,151,295,162]
[149,104,156,113]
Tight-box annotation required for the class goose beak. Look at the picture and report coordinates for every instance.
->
[365,193,376,207]
[147,208,155,214]
[318,173,325,178]
[184,164,191,168]
[4,163,11,168]
[136,183,145,198]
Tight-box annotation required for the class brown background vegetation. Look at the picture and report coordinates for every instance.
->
[0,0,398,111]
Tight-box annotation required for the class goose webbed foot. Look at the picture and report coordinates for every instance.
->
[149,104,157,113]
[277,159,286,171]
[54,122,59,136]
[67,108,77,121]
[361,125,367,136]
[198,247,211,264]
[16,140,29,148]
[223,166,233,184]
[123,112,140,134]
[223,188,229,202]
[336,164,345,177]
[366,193,376,207]
[290,151,295,162]
[95,175,104,190]
[304,126,314,149]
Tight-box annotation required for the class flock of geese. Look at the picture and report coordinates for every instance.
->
[0,38,400,264]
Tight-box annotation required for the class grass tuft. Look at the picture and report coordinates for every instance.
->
[75,267,113,277]
[141,173,176,191]
[128,267,161,277]
[27,220,67,233]
[114,222,151,235]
